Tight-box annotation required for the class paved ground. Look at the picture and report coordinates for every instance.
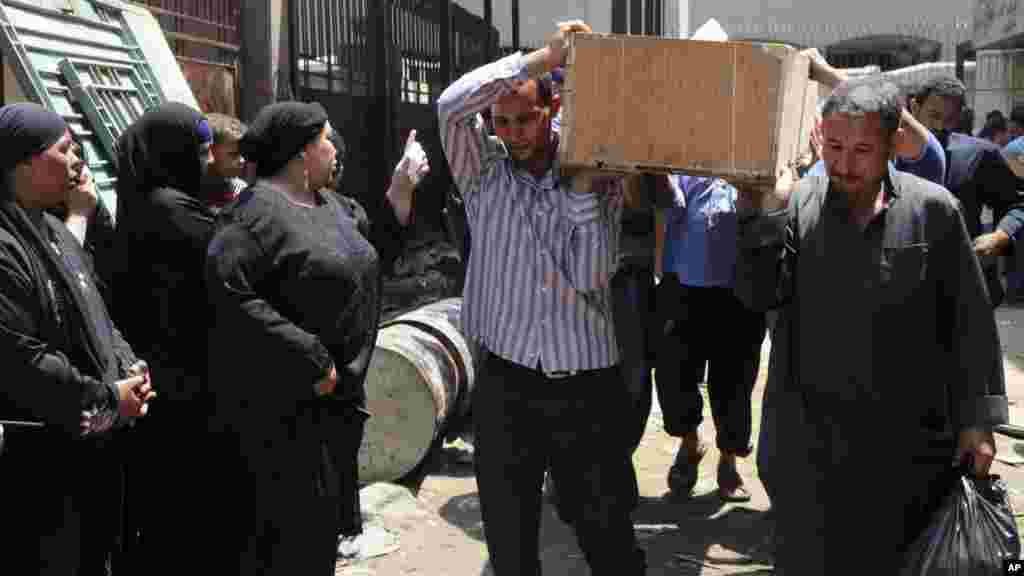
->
[337,305,1024,575]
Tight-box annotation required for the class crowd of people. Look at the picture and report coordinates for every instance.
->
[0,16,1014,576]
[0,96,428,574]
[439,19,1009,576]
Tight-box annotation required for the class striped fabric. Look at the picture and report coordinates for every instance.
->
[438,52,624,372]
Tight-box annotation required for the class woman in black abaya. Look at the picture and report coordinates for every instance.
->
[207,101,424,573]
[108,103,217,571]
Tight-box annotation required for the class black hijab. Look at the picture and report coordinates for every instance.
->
[115,102,211,214]
[240,101,328,178]
[0,102,67,173]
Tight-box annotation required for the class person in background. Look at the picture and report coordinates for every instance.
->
[738,74,1005,574]
[979,113,1011,147]
[0,102,155,575]
[202,112,248,214]
[908,76,1024,307]
[654,174,766,502]
[206,101,419,574]
[1001,137,1024,304]
[109,102,218,573]
[438,19,646,575]
[1011,105,1024,141]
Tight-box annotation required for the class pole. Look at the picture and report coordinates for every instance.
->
[511,0,519,51]
[484,0,493,59]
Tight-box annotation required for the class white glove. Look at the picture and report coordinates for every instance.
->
[395,130,429,188]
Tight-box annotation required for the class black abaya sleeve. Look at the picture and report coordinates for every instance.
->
[335,193,406,274]
[206,222,334,404]
[367,199,406,273]
[0,231,116,436]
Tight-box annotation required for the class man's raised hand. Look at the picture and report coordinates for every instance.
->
[546,20,593,70]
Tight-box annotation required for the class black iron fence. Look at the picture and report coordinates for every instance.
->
[288,0,499,314]
[290,1,496,236]
[130,1,241,115]
[132,0,240,64]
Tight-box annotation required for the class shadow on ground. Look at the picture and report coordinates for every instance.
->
[394,430,477,497]
[440,488,775,575]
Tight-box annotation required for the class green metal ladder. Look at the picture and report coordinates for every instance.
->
[0,0,167,221]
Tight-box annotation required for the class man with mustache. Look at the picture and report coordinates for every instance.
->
[438,19,645,575]
[737,75,1006,574]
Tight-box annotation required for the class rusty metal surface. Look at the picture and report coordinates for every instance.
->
[129,0,239,64]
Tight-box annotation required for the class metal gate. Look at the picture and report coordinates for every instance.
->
[130,0,241,116]
[290,0,496,234]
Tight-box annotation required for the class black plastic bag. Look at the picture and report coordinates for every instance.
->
[901,468,1021,575]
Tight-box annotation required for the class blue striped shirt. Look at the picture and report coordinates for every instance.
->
[438,52,623,372]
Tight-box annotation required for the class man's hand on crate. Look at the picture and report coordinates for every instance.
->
[735,166,796,213]
[801,47,847,89]
[526,20,593,78]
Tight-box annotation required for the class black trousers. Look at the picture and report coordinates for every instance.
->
[1,431,123,576]
[472,351,645,576]
[120,401,214,575]
[655,279,766,455]
[328,409,369,538]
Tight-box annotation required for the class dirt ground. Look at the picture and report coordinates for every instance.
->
[337,306,1024,576]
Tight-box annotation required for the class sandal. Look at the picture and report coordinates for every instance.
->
[717,457,752,503]
[667,435,707,497]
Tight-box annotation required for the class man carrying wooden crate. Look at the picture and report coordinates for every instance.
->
[438,20,645,576]
[736,74,1006,573]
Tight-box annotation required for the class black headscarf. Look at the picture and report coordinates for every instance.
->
[240,101,328,178]
[0,104,107,377]
[115,102,211,211]
[0,102,67,173]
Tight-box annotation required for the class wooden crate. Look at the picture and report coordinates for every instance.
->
[559,33,817,183]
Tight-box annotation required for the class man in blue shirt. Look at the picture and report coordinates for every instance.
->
[655,175,765,502]
[908,76,1024,307]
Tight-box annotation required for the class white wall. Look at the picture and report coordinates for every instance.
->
[691,0,970,59]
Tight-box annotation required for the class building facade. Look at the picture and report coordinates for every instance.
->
[690,0,971,69]
[971,0,1024,128]
[454,0,676,49]
[453,1,969,70]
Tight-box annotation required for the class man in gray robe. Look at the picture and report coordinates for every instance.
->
[736,75,1007,573]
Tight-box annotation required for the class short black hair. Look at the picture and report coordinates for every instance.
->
[915,76,966,107]
[985,114,1008,132]
[822,75,904,139]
